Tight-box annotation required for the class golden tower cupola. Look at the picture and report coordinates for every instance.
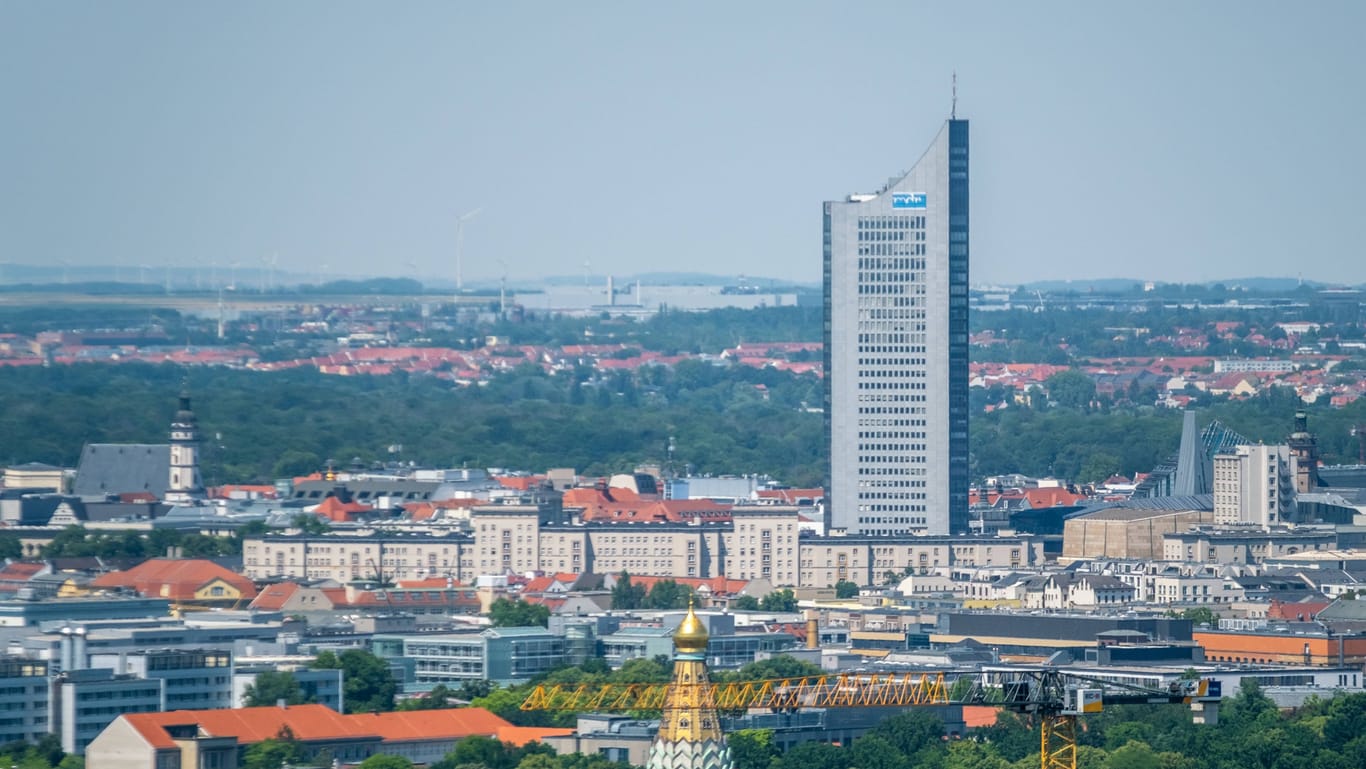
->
[672,602,709,656]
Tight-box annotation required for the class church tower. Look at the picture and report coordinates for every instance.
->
[1287,410,1320,493]
[645,602,734,769]
[165,389,205,505]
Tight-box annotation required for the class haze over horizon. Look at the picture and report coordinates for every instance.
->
[3,2,1364,287]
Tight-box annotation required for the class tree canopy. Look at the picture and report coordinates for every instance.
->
[489,598,551,628]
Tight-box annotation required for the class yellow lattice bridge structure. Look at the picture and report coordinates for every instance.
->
[520,671,950,712]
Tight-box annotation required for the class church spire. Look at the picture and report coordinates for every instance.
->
[164,385,205,506]
[645,600,733,769]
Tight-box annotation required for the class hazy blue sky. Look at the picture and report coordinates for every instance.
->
[3,2,1363,287]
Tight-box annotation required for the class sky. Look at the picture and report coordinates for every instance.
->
[3,2,1364,288]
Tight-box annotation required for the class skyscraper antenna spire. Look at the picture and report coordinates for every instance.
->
[951,71,957,119]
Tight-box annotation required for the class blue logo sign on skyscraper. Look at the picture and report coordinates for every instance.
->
[891,192,927,209]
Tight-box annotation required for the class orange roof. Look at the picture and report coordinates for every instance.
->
[962,705,999,728]
[90,558,257,601]
[120,705,549,751]
[1023,487,1088,508]
[345,707,509,741]
[0,562,46,580]
[615,574,752,596]
[124,704,361,750]
[314,496,373,522]
[496,725,574,746]
[494,476,544,491]
[249,582,301,611]
[522,576,555,593]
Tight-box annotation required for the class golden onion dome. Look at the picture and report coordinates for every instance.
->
[673,601,709,654]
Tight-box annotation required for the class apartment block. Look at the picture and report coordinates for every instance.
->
[246,507,1042,589]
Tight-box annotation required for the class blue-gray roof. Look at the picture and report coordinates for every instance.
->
[73,444,170,498]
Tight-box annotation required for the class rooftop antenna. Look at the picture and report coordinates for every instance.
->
[951,71,957,120]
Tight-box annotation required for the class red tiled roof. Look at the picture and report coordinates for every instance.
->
[1023,488,1088,508]
[90,558,257,601]
[314,496,373,522]
[0,562,45,580]
[495,726,575,746]
[522,576,555,593]
[249,582,301,611]
[120,705,556,751]
[124,704,361,750]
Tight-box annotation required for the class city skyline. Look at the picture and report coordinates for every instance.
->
[3,3,1365,286]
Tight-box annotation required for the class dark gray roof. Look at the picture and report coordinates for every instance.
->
[1069,494,1214,519]
[72,444,169,498]
[1318,465,1366,489]
[1316,597,1366,621]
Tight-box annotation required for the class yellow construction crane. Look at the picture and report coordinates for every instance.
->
[521,667,1221,769]
[522,671,950,712]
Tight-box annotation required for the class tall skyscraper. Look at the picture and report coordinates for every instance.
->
[824,118,969,536]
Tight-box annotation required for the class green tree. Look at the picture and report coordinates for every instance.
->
[358,755,415,769]
[731,595,760,611]
[0,534,22,561]
[242,670,306,707]
[759,589,797,612]
[849,734,911,769]
[728,729,778,769]
[241,732,305,769]
[944,740,1010,769]
[834,580,860,599]
[645,580,693,609]
[870,711,945,757]
[613,657,671,684]
[291,513,331,535]
[311,649,397,713]
[773,741,850,769]
[610,572,646,610]
[397,684,459,711]
[1102,741,1159,769]
[488,598,550,628]
[725,655,825,683]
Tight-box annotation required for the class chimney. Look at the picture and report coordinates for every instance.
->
[59,627,73,672]
[72,627,87,672]
[805,610,819,650]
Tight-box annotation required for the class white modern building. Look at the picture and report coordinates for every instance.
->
[1213,444,1298,527]
[824,117,969,535]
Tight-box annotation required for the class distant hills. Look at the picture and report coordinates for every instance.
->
[1014,277,1355,293]
[1,262,1358,294]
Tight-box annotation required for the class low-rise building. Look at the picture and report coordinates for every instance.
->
[1163,528,1338,564]
[388,627,566,687]
[85,704,570,769]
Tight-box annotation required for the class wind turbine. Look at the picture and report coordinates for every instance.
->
[498,259,509,315]
[261,253,278,293]
[228,261,240,291]
[454,207,482,295]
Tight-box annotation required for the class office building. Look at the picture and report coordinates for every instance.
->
[824,118,969,535]
[1213,445,1298,527]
